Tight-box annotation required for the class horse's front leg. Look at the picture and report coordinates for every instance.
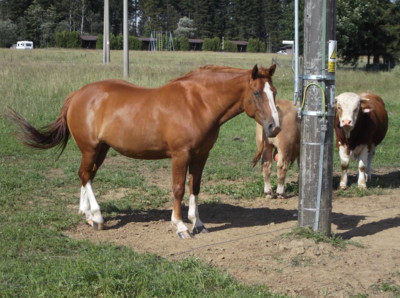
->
[262,143,274,198]
[188,156,209,234]
[171,154,192,239]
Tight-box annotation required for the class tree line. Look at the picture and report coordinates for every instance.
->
[0,0,399,66]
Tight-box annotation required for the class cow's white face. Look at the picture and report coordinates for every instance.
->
[335,92,362,137]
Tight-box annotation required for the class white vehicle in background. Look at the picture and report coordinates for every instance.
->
[16,41,33,50]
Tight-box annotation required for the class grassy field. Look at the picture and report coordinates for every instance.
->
[0,48,399,296]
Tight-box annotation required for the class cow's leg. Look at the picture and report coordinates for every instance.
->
[366,146,375,182]
[276,157,289,198]
[338,144,350,189]
[170,152,191,239]
[357,145,369,189]
[262,143,274,198]
[188,155,209,234]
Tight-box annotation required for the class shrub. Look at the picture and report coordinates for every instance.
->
[129,36,142,50]
[55,31,67,48]
[55,31,80,48]
[212,37,220,51]
[110,34,123,50]
[247,38,266,53]
[203,37,220,51]
[247,38,259,53]
[177,36,190,51]
[96,34,103,49]
[202,38,212,51]
[224,41,237,52]
[67,31,81,48]
[259,41,267,53]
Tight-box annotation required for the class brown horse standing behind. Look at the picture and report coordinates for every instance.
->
[10,64,280,239]
[253,99,300,198]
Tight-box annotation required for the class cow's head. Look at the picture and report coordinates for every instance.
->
[335,92,372,138]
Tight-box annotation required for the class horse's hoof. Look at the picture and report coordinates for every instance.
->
[265,193,273,199]
[276,194,286,199]
[177,231,194,239]
[87,219,104,231]
[93,221,104,231]
[193,225,209,235]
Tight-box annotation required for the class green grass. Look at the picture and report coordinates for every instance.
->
[0,48,399,296]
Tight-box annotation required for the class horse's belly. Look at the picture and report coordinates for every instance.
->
[114,147,171,160]
[103,133,171,160]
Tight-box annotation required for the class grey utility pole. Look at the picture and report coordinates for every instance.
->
[123,0,129,77]
[298,0,337,234]
[103,0,110,64]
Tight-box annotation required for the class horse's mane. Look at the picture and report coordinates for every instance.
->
[170,65,250,83]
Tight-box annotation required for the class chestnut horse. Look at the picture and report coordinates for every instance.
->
[10,64,280,239]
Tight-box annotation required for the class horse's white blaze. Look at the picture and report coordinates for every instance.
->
[84,180,104,223]
[188,194,204,230]
[264,82,280,128]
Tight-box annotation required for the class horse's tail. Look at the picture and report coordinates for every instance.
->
[252,143,264,167]
[9,93,74,157]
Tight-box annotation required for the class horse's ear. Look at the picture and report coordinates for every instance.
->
[251,64,259,79]
[268,64,276,77]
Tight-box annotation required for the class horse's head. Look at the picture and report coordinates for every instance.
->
[245,64,280,138]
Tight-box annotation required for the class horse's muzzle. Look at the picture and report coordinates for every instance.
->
[263,121,281,138]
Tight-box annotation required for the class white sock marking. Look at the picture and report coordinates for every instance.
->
[188,194,204,229]
[84,180,104,223]
[171,211,188,233]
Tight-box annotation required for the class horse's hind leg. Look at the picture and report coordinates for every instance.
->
[78,144,109,230]
[188,155,209,234]
[171,153,192,239]
[276,156,289,199]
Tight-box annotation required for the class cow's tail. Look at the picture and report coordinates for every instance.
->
[8,93,74,158]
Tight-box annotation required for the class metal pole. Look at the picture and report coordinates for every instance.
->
[293,0,299,105]
[123,0,129,77]
[298,0,336,234]
[103,0,110,64]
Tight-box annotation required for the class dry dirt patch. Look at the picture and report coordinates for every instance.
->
[65,173,400,297]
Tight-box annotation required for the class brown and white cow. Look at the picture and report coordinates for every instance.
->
[334,92,388,189]
[254,99,300,198]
